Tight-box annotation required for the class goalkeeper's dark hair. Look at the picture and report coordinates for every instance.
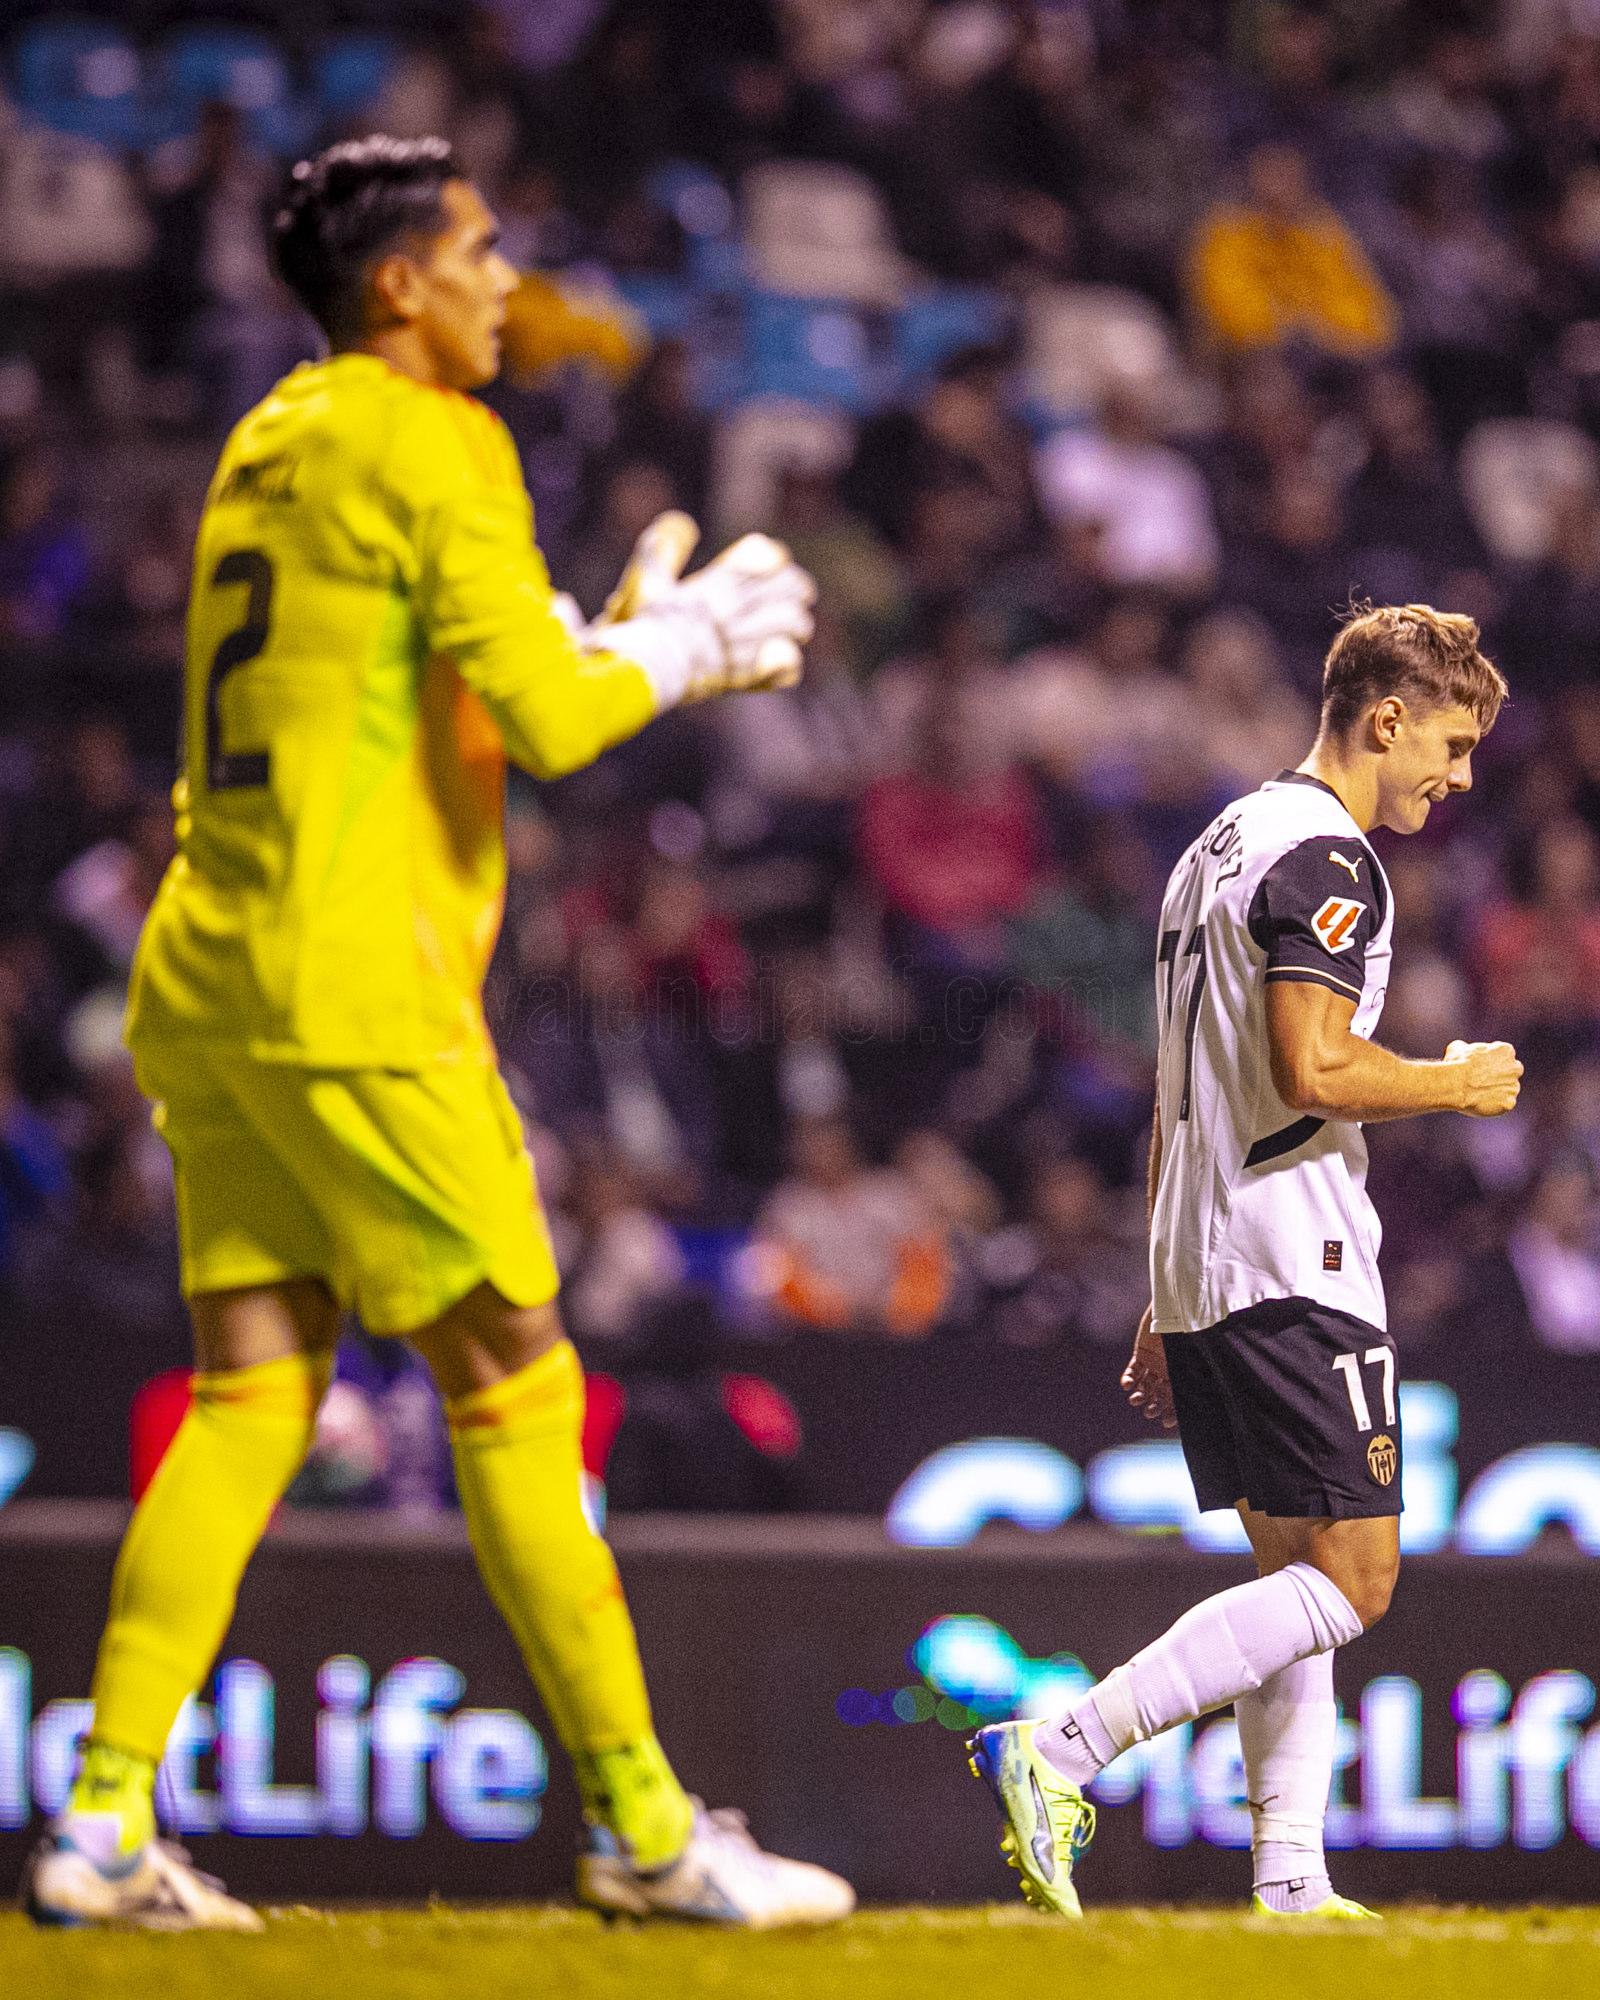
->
[274,135,459,341]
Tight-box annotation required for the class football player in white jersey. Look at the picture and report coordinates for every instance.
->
[968,603,1520,1918]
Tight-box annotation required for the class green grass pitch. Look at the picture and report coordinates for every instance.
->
[2,1904,1596,2000]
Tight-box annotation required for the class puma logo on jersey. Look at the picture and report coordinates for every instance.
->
[1312,896,1364,952]
[1328,849,1362,883]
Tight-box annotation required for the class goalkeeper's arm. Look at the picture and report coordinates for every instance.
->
[410,425,814,779]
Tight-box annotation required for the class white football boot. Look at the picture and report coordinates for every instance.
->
[575,1802,855,1927]
[22,1826,264,1932]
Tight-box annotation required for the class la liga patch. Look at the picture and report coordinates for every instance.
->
[1312,896,1363,953]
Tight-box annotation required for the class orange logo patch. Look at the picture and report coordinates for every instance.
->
[1367,1434,1397,1486]
[1312,896,1364,953]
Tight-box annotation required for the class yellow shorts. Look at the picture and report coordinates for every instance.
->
[132,1043,561,1335]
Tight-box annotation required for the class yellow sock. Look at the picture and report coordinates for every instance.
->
[447,1341,693,1869]
[70,1351,328,1849]
[571,1736,696,1871]
[66,1742,159,1856]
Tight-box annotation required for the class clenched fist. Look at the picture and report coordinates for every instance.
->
[1121,1304,1177,1431]
[1444,1038,1523,1117]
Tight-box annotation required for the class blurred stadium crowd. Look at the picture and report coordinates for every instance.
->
[4,0,1600,1505]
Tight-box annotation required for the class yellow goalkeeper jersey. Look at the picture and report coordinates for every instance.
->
[126,352,657,1069]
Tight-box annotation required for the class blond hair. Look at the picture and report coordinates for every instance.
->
[1321,602,1507,739]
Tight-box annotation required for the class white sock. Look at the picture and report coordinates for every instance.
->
[1237,1650,1337,1908]
[1036,1562,1362,1787]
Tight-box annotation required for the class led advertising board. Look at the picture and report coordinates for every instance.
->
[1,1509,1596,1905]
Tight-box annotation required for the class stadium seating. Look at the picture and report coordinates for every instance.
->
[11,16,145,149]
[149,23,306,154]
[0,124,152,279]
[896,287,1010,385]
[311,31,400,128]
[742,292,896,414]
[1022,282,1187,421]
[742,159,914,307]
[647,159,736,248]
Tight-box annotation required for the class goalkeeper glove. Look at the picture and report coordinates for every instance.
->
[585,512,816,708]
[547,512,698,643]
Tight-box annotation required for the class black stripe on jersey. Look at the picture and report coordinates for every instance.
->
[1246,835,1382,987]
[1263,965,1364,1000]
[1268,769,1345,800]
[1262,775,1389,929]
[1243,1114,1326,1169]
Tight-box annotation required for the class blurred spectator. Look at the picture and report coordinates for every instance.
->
[543,8,696,208]
[858,691,1047,976]
[560,1137,689,1342]
[1188,143,1396,359]
[1345,367,1487,599]
[1012,596,1183,805]
[753,1114,949,1337]
[1472,815,1600,1035]
[611,339,712,517]
[502,915,720,1213]
[0,118,150,297]
[499,267,648,387]
[1496,480,1600,699]
[1202,350,1326,544]
[596,1289,804,1512]
[1225,3,1371,209]
[563,457,681,615]
[1179,608,1312,794]
[1382,159,1530,438]
[842,344,1038,555]
[0,1019,69,1278]
[1508,1158,1600,1352]
[770,465,905,669]
[142,101,309,423]
[711,939,911,1194]
[1226,462,1356,691]
[1036,379,1220,595]
[52,794,175,985]
[1007,815,1159,1055]
[984,1154,1146,1348]
[1078,42,1220,308]
[710,598,878,898]
[0,447,90,644]
[1381,24,1512,185]
[927,7,1088,285]
[872,595,1016,775]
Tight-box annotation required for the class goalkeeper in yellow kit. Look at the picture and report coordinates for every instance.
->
[23,135,852,1932]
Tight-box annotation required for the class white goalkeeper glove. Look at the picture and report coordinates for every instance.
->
[583,510,816,709]
[547,514,699,642]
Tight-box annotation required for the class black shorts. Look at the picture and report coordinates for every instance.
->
[1163,1297,1403,1521]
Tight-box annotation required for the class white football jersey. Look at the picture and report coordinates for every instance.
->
[1149,770,1394,1334]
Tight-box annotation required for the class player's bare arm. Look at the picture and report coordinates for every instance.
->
[1122,1103,1176,1429]
[1265,979,1521,1122]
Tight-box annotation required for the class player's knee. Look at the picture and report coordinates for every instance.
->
[1345,1552,1399,1630]
[414,1287,567,1399]
[474,1292,566,1374]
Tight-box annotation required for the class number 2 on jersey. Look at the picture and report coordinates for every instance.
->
[205,549,273,791]
[1159,924,1208,1120]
